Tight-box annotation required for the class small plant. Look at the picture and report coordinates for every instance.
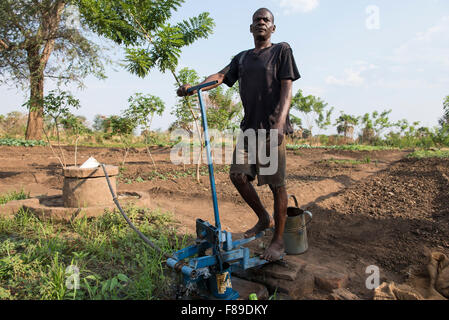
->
[286,144,395,151]
[321,157,373,166]
[60,113,90,167]
[123,93,165,169]
[268,288,278,300]
[0,189,30,205]
[109,116,138,166]
[0,138,47,147]
[82,273,129,300]
[408,149,449,159]
[23,90,81,168]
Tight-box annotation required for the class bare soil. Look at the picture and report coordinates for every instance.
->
[1,145,448,299]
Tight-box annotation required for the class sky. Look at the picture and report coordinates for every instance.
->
[1,0,449,134]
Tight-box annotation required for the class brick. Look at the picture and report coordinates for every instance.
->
[256,256,308,281]
[262,270,315,300]
[329,288,360,300]
[0,199,40,217]
[233,263,315,300]
[305,264,349,293]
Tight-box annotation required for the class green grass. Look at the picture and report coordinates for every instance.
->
[0,206,191,300]
[287,144,396,151]
[320,157,373,165]
[119,165,231,184]
[0,190,30,205]
[407,149,449,159]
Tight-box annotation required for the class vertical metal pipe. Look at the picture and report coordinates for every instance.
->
[197,89,221,231]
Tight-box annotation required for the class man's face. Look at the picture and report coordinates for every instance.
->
[250,10,276,41]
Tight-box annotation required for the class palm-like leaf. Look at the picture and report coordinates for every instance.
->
[125,48,156,78]
[176,12,215,46]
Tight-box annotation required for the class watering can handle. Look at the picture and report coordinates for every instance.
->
[288,195,299,208]
[288,195,313,228]
[304,210,313,228]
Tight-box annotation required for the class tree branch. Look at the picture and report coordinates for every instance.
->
[0,39,8,50]
[39,2,66,67]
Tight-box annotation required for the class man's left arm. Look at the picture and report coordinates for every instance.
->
[270,79,293,145]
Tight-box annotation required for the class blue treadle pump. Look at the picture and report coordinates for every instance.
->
[166,81,270,300]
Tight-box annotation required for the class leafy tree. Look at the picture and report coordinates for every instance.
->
[77,0,214,81]
[315,106,334,133]
[439,95,449,127]
[0,0,107,140]
[171,67,201,134]
[393,119,420,137]
[2,0,212,141]
[171,67,206,181]
[206,84,243,131]
[123,93,165,168]
[109,115,137,166]
[335,113,360,139]
[92,114,107,132]
[394,119,410,135]
[373,110,393,137]
[360,113,374,142]
[360,109,393,143]
[290,115,303,131]
[22,90,80,167]
[289,115,305,140]
[0,111,28,137]
[61,112,90,166]
[82,2,215,181]
[291,89,333,138]
[0,114,4,136]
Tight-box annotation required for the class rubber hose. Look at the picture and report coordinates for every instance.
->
[101,164,171,260]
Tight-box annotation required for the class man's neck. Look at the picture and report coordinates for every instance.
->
[253,38,272,52]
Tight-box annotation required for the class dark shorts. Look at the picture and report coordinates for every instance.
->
[230,131,287,188]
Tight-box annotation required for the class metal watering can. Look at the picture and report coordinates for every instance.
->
[283,195,313,255]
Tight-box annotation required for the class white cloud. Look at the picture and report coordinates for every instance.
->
[301,86,326,97]
[374,76,449,90]
[326,62,377,87]
[278,0,319,14]
[392,16,449,68]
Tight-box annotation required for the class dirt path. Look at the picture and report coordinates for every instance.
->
[3,145,448,299]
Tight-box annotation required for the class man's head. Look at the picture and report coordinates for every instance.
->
[250,8,276,41]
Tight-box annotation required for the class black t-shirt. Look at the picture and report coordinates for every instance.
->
[223,42,301,134]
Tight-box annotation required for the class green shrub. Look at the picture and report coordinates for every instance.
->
[0,190,30,205]
[0,138,47,147]
[407,150,449,159]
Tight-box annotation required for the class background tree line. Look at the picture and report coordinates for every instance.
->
[1,1,448,153]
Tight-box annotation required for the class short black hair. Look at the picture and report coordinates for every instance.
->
[253,8,275,23]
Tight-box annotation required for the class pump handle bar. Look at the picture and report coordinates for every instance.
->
[187,80,219,94]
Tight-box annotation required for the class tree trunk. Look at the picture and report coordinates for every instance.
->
[25,1,65,141]
[344,126,354,139]
[25,70,45,140]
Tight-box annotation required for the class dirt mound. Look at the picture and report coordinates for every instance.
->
[335,158,449,221]
[310,158,449,284]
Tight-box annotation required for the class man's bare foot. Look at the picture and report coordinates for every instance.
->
[244,217,274,238]
[261,240,285,262]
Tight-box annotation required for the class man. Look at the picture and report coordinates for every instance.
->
[177,8,300,261]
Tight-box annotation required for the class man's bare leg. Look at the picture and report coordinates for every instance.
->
[261,185,287,262]
[230,173,274,238]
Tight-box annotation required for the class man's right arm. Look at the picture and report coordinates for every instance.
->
[177,65,230,97]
